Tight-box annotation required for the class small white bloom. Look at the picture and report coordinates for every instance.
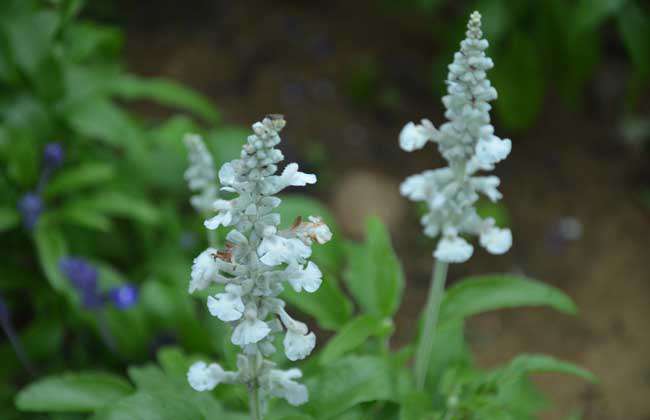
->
[219,162,236,186]
[399,121,431,152]
[207,284,245,321]
[400,173,430,201]
[475,136,511,170]
[284,328,316,361]
[471,176,502,202]
[434,236,474,263]
[258,235,311,266]
[480,226,512,254]
[286,261,322,293]
[187,361,225,392]
[306,216,332,244]
[204,200,233,230]
[280,163,316,188]
[189,248,219,293]
[265,369,308,406]
[231,317,271,346]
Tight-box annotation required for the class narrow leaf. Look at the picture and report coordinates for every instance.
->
[45,163,115,197]
[16,372,133,412]
[440,275,577,322]
[319,315,391,365]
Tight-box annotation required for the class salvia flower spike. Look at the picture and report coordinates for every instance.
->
[184,134,218,214]
[399,11,512,263]
[187,115,332,410]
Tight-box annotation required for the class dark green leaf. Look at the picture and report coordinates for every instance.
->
[343,217,404,317]
[306,356,396,419]
[0,207,20,232]
[109,75,219,124]
[34,223,71,294]
[498,354,597,383]
[440,275,577,321]
[45,163,115,197]
[618,2,650,78]
[15,373,132,412]
[319,315,392,365]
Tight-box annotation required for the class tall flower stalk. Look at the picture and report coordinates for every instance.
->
[399,11,513,390]
[186,115,332,418]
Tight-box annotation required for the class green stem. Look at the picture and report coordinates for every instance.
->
[248,381,262,420]
[414,259,449,390]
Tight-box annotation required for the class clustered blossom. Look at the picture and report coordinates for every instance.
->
[399,11,512,263]
[187,115,332,407]
[184,134,218,214]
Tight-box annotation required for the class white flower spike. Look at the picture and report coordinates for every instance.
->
[184,134,218,214]
[399,11,512,263]
[185,115,332,409]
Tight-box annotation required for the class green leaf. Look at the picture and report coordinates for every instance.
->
[617,2,650,78]
[282,269,353,331]
[63,98,140,148]
[574,0,626,32]
[4,10,58,76]
[70,191,160,224]
[46,204,112,232]
[109,75,219,124]
[319,315,392,365]
[91,391,204,420]
[440,275,577,322]
[15,372,133,412]
[492,33,545,131]
[0,207,20,232]
[306,356,396,419]
[343,217,404,318]
[33,223,71,294]
[45,163,115,197]
[498,354,597,383]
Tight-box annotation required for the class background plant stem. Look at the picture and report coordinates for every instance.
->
[414,259,449,390]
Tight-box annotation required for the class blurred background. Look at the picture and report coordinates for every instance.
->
[1,0,649,419]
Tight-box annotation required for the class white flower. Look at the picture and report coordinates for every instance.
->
[231,316,271,346]
[400,173,431,200]
[434,236,474,263]
[258,235,311,266]
[219,162,236,187]
[264,369,308,406]
[204,200,233,229]
[475,136,511,170]
[286,261,322,293]
[187,361,226,392]
[284,328,316,361]
[189,248,219,293]
[400,121,432,151]
[306,216,332,244]
[480,226,512,254]
[471,176,501,202]
[184,134,218,213]
[207,284,245,321]
[279,163,316,188]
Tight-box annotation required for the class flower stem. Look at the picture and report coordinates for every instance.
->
[248,382,263,420]
[414,259,448,390]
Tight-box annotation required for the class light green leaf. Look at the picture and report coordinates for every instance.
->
[91,391,204,420]
[498,354,597,383]
[63,98,140,147]
[282,269,353,331]
[15,372,133,412]
[319,315,392,365]
[440,275,577,322]
[306,356,396,419]
[45,163,115,197]
[46,204,112,232]
[69,191,159,224]
[0,207,20,232]
[33,223,70,294]
[343,217,404,318]
[110,75,219,124]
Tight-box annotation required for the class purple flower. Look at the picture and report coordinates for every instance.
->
[59,257,103,309]
[108,284,139,310]
[43,142,64,168]
[18,192,43,230]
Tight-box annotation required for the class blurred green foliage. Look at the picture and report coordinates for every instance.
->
[384,0,649,130]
